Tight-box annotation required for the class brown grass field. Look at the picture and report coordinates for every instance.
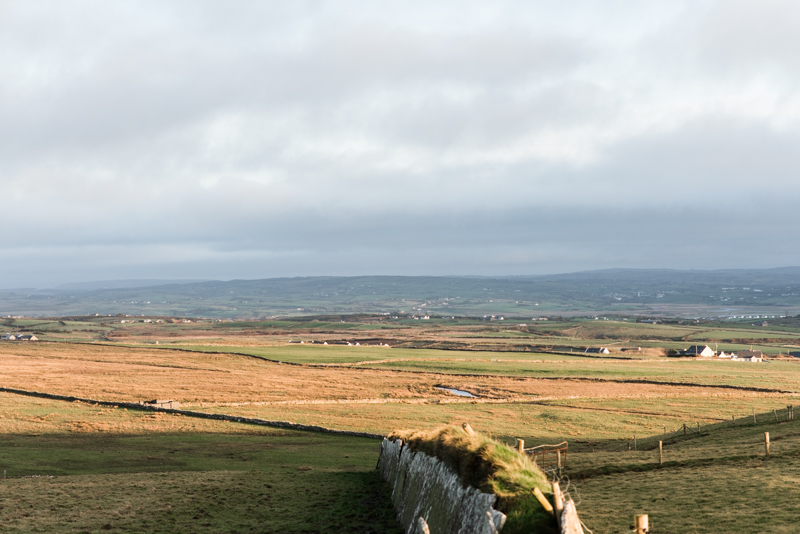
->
[0,342,791,439]
[4,317,800,533]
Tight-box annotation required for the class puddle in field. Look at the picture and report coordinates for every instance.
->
[436,386,478,398]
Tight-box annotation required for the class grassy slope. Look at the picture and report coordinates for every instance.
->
[361,358,800,390]
[134,344,591,364]
[0,393,400,534]
[569,409,800,533]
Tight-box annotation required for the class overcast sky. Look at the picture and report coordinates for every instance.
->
[2,1,800,287]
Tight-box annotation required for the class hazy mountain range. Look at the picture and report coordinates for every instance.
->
[3,268,800,319]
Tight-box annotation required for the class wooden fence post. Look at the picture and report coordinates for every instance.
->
[697,422,700,433]
[561,499,584,534]
[775,409,778,422]
[557,450,562,476]
[463,423,475,436]
[658,441,663,466]
[634,433,637,451]
[517,439,524,453]
[532,487,554,516]
[683,423,686,436]
[753,408,756,424]
[634,514,649,533]
[765,432,770,456]
[552,481,564,517]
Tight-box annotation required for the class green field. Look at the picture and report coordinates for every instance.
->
[0,393,399,534]
[570,408,800,533]
[131,343,595,364]
[7,310,800,532]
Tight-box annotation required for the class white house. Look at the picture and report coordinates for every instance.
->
[1,333,16,340]
[731,354,763,362]
[733,350,763,362]
[685,345,715,357]
[585,347,610,354]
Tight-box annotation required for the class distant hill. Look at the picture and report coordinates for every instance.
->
[2,269,800,319]
[55,279,212,291]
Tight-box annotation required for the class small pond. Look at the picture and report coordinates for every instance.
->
[435,386,478,398]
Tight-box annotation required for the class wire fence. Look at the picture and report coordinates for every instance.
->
[525,441,569,475]
[611,404,795,453]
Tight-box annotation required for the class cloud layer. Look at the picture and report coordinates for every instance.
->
[2,1,799,286]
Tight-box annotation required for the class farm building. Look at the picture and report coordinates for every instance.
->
[684,345,715,357]
[737,350,763,360]
[585,347,610,354]
[731,353,763,362]
[1,333,37,341]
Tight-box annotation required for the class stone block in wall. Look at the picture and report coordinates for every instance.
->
[378,438,506,534]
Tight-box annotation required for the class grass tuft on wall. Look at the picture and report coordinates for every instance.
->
[388,425,558,534]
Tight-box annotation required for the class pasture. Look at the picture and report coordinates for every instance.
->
[0,393,399,533]
[569,409,800,533]
[4,315,800,532]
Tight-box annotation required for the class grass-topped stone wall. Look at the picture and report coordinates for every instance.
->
[378,425,558,534]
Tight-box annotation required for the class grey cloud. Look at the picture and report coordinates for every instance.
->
[1,0,799,287]
[694,0,800,76]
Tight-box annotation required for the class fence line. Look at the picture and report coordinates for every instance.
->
[524,441,569,475]
[609,404,796,453]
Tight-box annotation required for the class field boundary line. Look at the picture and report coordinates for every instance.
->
[0,386,384,440]
[568,448,800,480]
[47,341,800,394]
[523,401,732,421]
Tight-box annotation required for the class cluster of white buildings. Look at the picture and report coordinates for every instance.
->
[1,333,38,341]
[679,345,763,362]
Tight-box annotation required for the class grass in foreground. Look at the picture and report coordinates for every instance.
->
[569,409,800,533]
[0,394,401,534]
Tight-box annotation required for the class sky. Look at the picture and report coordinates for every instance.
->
[2,0,800,287]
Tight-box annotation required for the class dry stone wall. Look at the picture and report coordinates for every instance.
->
[378,438,506,534]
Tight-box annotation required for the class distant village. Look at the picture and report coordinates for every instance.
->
[0,330,787,363]
[587,345,770,362]
[669,345,767,361]
[1,333,38,341]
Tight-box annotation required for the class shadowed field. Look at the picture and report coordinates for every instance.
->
[0,393,399,534]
